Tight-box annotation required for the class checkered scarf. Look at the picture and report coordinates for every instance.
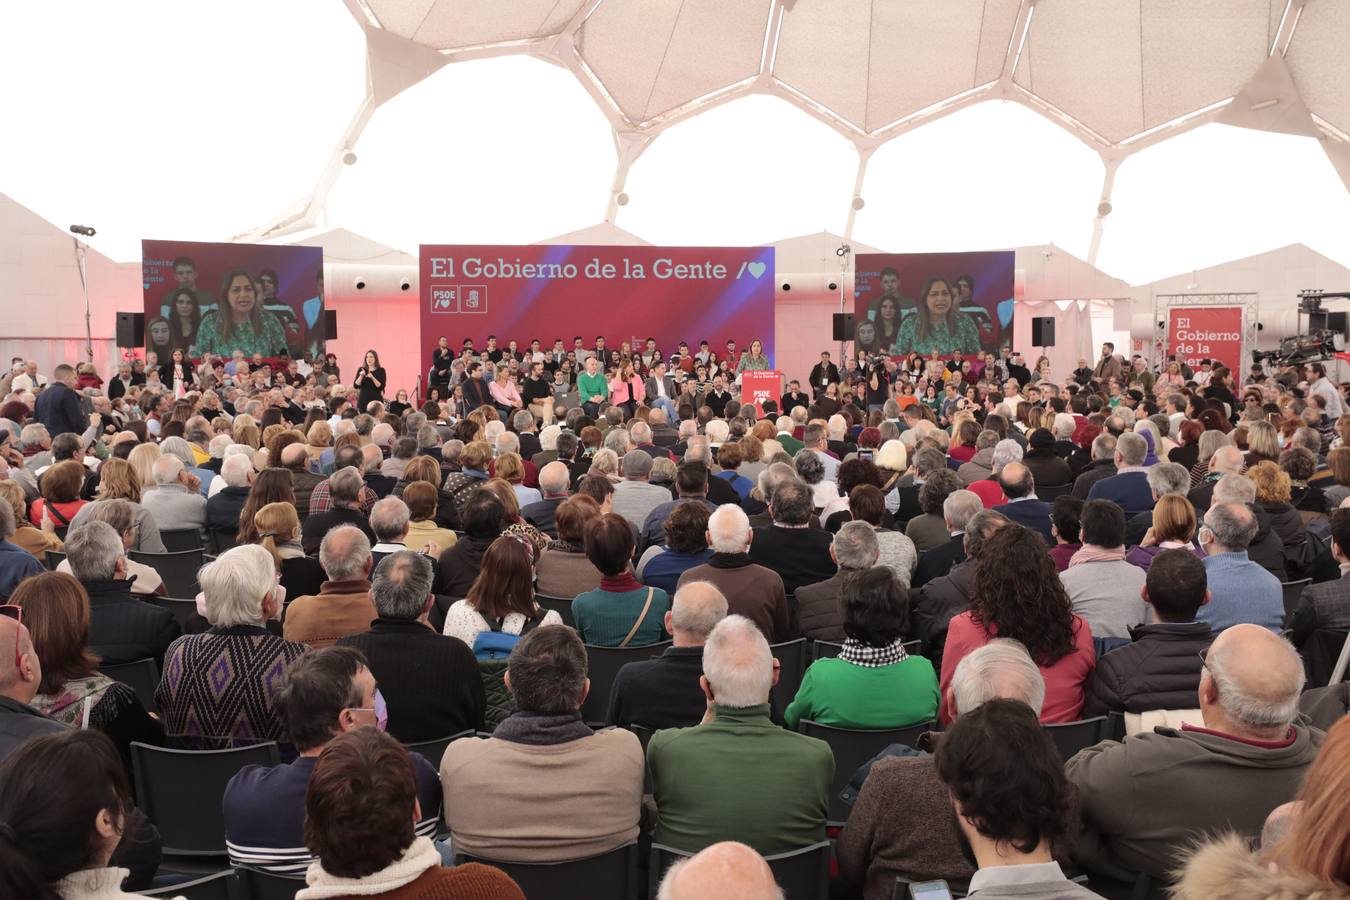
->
[839,637,909,669]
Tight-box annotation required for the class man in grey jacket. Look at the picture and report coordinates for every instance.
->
[1067,624,1322,888]
[140,454,206,532]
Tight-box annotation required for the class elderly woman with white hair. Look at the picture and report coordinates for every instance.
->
[874,439,909,512]
[154,544,308,749]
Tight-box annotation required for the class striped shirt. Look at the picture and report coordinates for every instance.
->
[223,752,443,874]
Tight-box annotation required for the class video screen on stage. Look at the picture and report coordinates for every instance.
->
[142,239,325,361]
[419,244,775,374]
[853,251,1015,358]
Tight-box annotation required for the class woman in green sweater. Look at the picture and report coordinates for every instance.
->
[572,512,670,647]
[785,567,939,730]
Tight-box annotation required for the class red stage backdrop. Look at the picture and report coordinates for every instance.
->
[1167,307,1244,372]
[142,239,324,361]
[853,251,1015,358]
[419,244,775,375]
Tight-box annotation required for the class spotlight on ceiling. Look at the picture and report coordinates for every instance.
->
[1097,200,1113,217]
[355,278,366,290]
[616,192,630,206]
[400,280,411,291]
[342,150,358,165]
[851,196,865,211]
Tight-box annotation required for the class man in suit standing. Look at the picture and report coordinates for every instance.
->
[644,361,679,421]
[808,353,840,399]
[992,463,1054,544]
[1092,342,1124,383]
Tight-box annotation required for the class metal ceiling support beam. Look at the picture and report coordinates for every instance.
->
[1086,157,1120,269]
[1271,0,1306,55]
[842,147,874,242]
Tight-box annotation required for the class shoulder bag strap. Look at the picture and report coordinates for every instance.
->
[618,587,655,649]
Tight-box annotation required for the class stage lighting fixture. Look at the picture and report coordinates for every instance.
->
[400,280,411,291]
[835,245,851,257]
[851,196,865,211]
[828,282,838,291]
[1097,200,1113,217]
[616,192,630,206]
[355,278,367,290]
[782,282,792,291]
[342,150,358,165]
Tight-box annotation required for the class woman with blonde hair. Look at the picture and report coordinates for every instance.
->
[1126,494,1204,570]
[0,479,62,563]
[127,443,161,495]
[248,501,324,599]
[1323,446,1350,508]
[232,414,261,449]
[1245,419,1281,467]
[1170,717,1350,898]
[1190,429,1230,488]
[495,451,540,509]
[1248,460,1304,553]
[305,419,332,465]
[588,447,621,482]
[480,478,548,556]
[64,458,166,553]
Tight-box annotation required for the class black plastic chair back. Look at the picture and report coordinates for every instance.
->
[1045,716,1112,761]
[580,642,673,725]
[45,550,66,570]
[811,640,843,661]
[207,526,239,555]
[536,593,575,627]
[160,528,205,552]
[143,870,235,899]
[236,865,307,900]
[429,594,459,634]
[1281,578,1312,628]
[99,657,160,714]
[798,719,935,824]
[768,638,809,717]
[651,841,831,900]
[150,596,202,632]
[129,549,205,599]
[454,841,639,900]
[130,741,280,857]
[405,729,476,769]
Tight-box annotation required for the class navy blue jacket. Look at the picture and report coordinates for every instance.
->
[1086,470,1156,518]
[34,381,89,437]
[993,498,1055,543]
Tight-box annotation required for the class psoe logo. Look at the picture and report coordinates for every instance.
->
[429,285,458,314]
[461,285,488,314]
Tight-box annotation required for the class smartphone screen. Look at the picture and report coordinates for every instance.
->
[859,450,874,462]
[909,881,954,900]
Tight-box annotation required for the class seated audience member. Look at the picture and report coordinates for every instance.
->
[637,500,714,596]
[302,466,375,555]
[156,544,307,749]
[677,505,791,643]
[1083,549,1213,717]
[1071,432,1118,500]
[795,522,879,641]
[12,572,162,767]
[57,499,165,597]
[607,582,729,730]
[909,489,983,588]
[435,489,506,598]
[442,535,562,647]
[1198,500,1283,632]
[1048,495,1084,572]
[992,461,1054,543]
[0,498,43,599]
[910,510,1009,670]
[1022,427,1074,488]
[657,841,783,900]
[139,454,207,531]
[963,440,1015,511]
[1187,444,1245,513]
[1249,460,1306,555]
[1214,469,1288,580]
[64,521,178,666]
[1087,431,1155,517]
[786,567,938,729]
[29,459,89,529]
[1169,717,1350,900]
[0,480,62,566]
[1290,506,1350,647]
[573,513,671,647]
[1059,500,1147,640]
[65,458,166,554]
[1123,461,1192,546]
[402,481,457,554]
[534,494,604,599]
[0,729,168,900]
[441,626,643,862]
[520,461,570,538]
[612,449,672,529]
[249,501,326,599]
[748,479,837,594]
[837,639,1050,898]
[338,551,485,742]
[205,452,253,530]
[1067,625,1321,887]
[641,461,717,549]
[648,615,833,854]
[906,468,965,552]
[0,609,66,758]
[284,525,376,649]
[1125,493,1204,571]
[935,699,1099,899]
[848,484,919,586]
[224,646,442,875]
[940,525,1095,724]
[299,728,524,899]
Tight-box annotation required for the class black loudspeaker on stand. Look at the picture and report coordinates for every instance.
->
[1031,316,1056,348]
[116,312,144,348]
[832,313,855,342]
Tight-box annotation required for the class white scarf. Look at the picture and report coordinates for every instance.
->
[298,836,440,899]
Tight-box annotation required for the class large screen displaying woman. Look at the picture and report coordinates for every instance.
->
[852,251,1014,358]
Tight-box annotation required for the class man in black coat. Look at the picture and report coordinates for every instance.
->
[748,479,836,595]
[66,521,181,665]
[34,364,90,438]
[780,380,811,416]
[302,468,377,555]
[1071,434,1118,500]
[521,462,571,539]
[1082,549,1213,716]
[808,353,841,398]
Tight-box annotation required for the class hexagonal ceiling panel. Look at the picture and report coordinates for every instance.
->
[1285,0,1350,137]
[773,0,1022,133]
[577,0,772,124]
[366,0,587,50]
[1013,0,1279,143]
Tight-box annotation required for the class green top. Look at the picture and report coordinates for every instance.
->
[572,585,669,647]
[783,656,940,730]
[776,432,804,455]
[648,703,833,855]
[577,370,610,404]
[195,309,288,358]
[736,354,771,374]
[894,314,982,356]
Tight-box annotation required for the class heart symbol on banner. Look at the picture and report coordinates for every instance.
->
[746,261,766,279]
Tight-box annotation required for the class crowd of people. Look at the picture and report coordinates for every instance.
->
[0,334,1346,899]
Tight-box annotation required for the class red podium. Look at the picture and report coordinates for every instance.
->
[741,370,782,416]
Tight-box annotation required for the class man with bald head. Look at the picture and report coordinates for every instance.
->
[284,525,376,648]
[1067,624,1321,887]
[657,841,782,900]
[0,612,62,756]
[678,505,791,643]
[360,442,396,499]
[991,461,1053,543]
[1187,443,1245,513]
[1198,501,1283,632]
[521,460,571,538]
[608,581,729,730]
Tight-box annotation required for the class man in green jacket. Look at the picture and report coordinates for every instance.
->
[648,615,833,855]
[577,356,609,418]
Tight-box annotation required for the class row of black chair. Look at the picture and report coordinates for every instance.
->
[143,866,304,899]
